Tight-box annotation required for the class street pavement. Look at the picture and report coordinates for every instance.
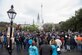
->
[0,47,27,55]
[0,47,82,55]
[61,49,82,55]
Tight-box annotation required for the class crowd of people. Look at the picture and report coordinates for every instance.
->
[0,31,82,55]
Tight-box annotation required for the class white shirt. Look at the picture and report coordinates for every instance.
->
[55,39,62,48]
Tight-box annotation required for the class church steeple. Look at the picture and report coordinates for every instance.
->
[33,19,35,25]
[41,4,44,24]
[37,13,40,24]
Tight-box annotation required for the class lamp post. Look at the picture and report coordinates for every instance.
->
[7,5,17,55]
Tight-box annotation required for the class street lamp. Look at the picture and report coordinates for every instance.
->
[7,5,17,55]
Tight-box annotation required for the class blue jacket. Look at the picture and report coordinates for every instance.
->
[51,45,58,55]
[28,39,33,45]
[29,45,39,55]
[3,36,7,44]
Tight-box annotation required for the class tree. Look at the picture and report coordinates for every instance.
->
[43,23,53,32]
[59,8,82,32]
[22,24,38,32]
[0,22,10,31]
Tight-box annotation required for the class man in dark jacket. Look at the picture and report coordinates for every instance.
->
[40,40,52,55]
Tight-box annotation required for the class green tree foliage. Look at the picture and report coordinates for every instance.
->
[22,24,38,32]
[0,22,9,31]
[54,24,61,31]
[60,8,82,32]
[43,23,53,32]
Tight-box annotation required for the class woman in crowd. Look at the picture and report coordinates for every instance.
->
[50,39,58,55]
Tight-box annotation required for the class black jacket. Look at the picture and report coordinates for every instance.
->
[40,44,52,55]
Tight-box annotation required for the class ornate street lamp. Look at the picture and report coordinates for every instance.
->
[7,5,17,55]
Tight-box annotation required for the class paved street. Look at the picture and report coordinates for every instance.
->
[61,50,82,55]
[0,48,82,55]
[0,48,27,55]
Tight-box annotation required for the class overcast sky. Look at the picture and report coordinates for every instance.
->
[0,0,82,24]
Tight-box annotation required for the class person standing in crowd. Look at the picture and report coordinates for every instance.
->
[60,37,64,49]
[76,34,82,52]
[24,37,32,52]
[0,37,2,48]
[64,34,68,50]
[22,34,26,49]
[55,37,62,55]
[65,36,71,51]
[28,38,33,46]
[40,40,52,55]
[3,34,7,48]
[15,36,21,52]
[0,34,3,48]
[55,37,62,50]
[50,39,58,55]
[27,38,33,52]
[70,34,77,50]
[0,32,2,48]
[28,40,39,55]
[24,36,28,50]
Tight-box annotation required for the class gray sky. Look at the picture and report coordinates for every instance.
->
[0,0,82,24]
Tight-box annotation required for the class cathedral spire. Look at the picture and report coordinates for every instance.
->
[41,4,44,24]
[37,13,40,24]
